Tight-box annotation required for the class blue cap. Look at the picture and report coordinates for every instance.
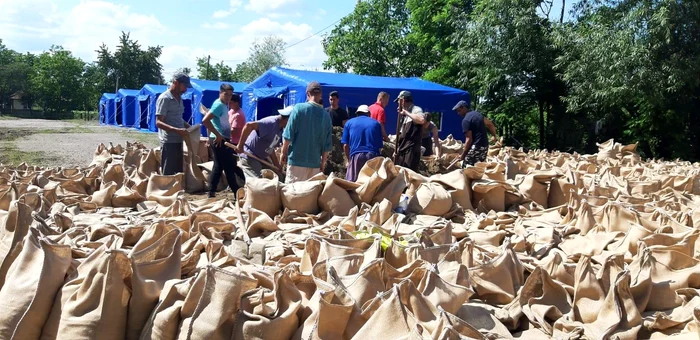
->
[452,100,468,110]
[172,72,192,88]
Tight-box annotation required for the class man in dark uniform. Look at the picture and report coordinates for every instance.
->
[453,100,498,167]
[394,91,426,171]
[325,91,349,127]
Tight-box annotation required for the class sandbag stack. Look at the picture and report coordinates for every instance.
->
[0,138,699,339]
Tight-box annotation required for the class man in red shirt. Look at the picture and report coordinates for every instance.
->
[368,91,390,142]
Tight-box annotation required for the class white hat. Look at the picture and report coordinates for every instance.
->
[356,104,370,114]
[278,106,293,117]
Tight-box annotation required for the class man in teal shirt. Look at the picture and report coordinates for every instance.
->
[281,81,332,183]
[202,83,246,197]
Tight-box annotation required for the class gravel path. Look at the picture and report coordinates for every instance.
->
[1,118,160,168]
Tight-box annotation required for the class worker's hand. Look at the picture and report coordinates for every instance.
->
[175,128,188,138]
[320,159,326,172]
[234,145,244,154]
[490,136,497,144]
[281,153,288,167]
[213,134,224,147]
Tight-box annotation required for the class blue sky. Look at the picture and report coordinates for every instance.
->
[0,0,575,79]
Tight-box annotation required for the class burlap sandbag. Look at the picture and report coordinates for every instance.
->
[355,157,398,203]
[183,125,207,193]
[0,199,33,288]
[233,270,303,340]
[41,245,131,340]
[472,180,507,212]
[177,265,258,340]
[138,149,160,176]
[408,182,453,216]
[243,170,282,218]
[0,228,71,340]
[318,172,360,216]
[139,276,196,340]
[126,225,182,340]
[281,180,324,215]
[430,169,473,210]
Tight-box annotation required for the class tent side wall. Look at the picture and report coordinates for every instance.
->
[120,93,140,128]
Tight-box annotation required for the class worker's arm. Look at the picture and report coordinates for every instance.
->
[281,108,297,167]
[202,112,225,146]
[269,152,281,169]
[401,109,426,124]
[321,152,328,172]
[343,144,350,167]
[431,124,441,157]
[380,123,389,142]
[156,115,187,137]
[235,121,259,153]
[484,117,498,142]
[281,139,290,167]
[461,131,473,160]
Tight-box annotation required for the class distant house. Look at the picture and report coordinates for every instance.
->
[10,92,29,110]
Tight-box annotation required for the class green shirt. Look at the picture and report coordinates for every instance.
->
[282,101,333,169]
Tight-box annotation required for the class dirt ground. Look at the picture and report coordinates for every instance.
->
[0,117,160,168]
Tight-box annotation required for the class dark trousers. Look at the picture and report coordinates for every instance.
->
[161,142,184,175]
[396,147,421,171]
[209,139,245,195]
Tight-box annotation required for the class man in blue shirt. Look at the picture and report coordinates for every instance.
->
[453,100,498,167]
[341,104,383,182]
[202,83,246,197]
[281,81,333,183]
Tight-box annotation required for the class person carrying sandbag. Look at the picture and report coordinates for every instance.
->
[280,81,333,183]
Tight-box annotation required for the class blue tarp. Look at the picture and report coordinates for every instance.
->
[99,93,116,125]
[136,84,193,132]
[114,89,140,128]
[190,79,248,137]
[241,67,470,139]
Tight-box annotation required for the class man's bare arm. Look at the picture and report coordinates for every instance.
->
[461,131,473,160]
[484,117,498,141]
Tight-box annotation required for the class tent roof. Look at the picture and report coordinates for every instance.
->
[190,79,249,93]
[244,67,466,94]
[116,89,140,97]
[140,84,169,95]
[100,93,117,100]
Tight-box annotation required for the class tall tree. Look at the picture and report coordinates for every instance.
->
[31,46,85,114]
[96,32,164,92]
[233,36,288,83]
[322,0,418,77]
[0,41,36,111]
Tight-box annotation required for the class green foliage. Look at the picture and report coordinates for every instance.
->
[31,46,85,114]
[233,36,288,83]
[96,32,164,91]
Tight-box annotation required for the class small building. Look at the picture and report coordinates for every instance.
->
[10,92,29,110]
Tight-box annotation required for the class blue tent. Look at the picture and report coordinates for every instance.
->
[190,79,248,137]
[136,84,193,132]
[99,93,116,125]
[114,89,140,128]
[241,67,470,139]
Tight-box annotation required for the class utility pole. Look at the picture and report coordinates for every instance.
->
[115,71,119,93]
[205,55,211,80]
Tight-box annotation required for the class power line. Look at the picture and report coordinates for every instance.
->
[206,17,343,63]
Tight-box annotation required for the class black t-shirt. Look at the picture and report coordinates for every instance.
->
[326,107,349,127]
[462,111,488,148]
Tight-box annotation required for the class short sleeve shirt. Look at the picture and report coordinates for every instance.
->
[462,110,488,148]
[228,108,246,144]
[208,99,230,139]
[155,90,185,143]
[369,103,386,124]
[243,115,282,159]
[326,107,349,127]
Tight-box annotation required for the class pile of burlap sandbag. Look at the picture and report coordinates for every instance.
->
[2,137,700,339]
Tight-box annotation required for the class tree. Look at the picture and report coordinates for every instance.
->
[195,59,235,81]
[31,46,85,114]
[0,41,36,111]
[96,32,164,92]
[322,0,418,77]
[232,36,288,83]
[452,0,563,149]
[175,67,191,76]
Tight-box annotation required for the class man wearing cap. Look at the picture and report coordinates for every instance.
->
[453,100,498,166]
[202,83,245,198]
[341,104,383,182]
[326,90,349,127]
[155,72,192,176]
[394,90,427,171]
[234,106,292,178]
[281,81,333,183]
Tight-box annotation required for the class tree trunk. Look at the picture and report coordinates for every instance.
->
[538,100,545,149]
[560,0,566,23]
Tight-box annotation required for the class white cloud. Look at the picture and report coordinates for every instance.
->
[0,0,164,63]
[212,10,231,19]
[244,0,298,15]
[201,22,231,29]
